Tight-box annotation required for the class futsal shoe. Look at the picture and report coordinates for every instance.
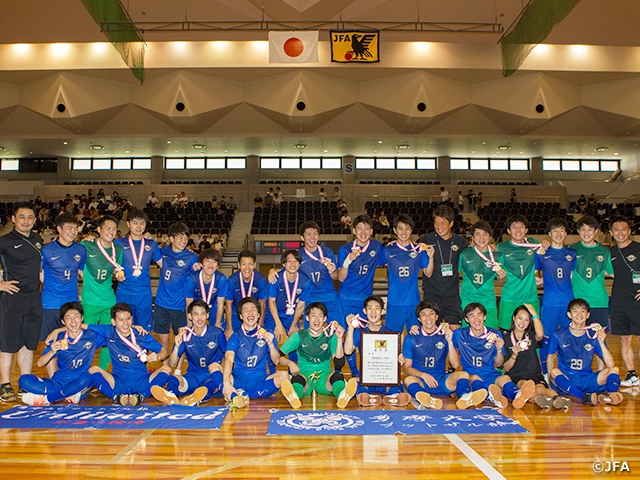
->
[337,378,358,408]
[22,393,50,406]
[65,392,82,404]
[597,392,624,406]
[456,389,487,409]
[129,394,145,407]
[487,384,508,409]
[281,379,301,409]
[382,392,412,407]
[231,389,250,409]
[533,394,553,409]
[113,394,129,406]
[552,396,572,409]
[415,392,443,410]
[356,393,383,407]
[620,372,640,387]
[581,393,598,406]
[151,386,180,406]
[512,380,536,409]
[182,386,209,407]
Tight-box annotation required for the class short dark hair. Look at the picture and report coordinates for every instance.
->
[610,215,631,229]
[576,215,599,230]
[127,209,149,223]
[60,302,84,320]
[281,249,302,264]
[510,305,534,333]
[188,299,210,315]
[111,302,133,319]
[299,221,320,236]
[55,212,80,228]
[98,215,119,228]
[568,298,590,313]
[12,201,35,216]
[433,205,455,223]
[505,214,529,230]
[364,295,385,310]
[169,222,190,237]
[352,214,373,229]
[415,299,440,319]
[238,297,261,317]
[472,220,493,237]
[546,217,568,234]
[393,213,415,229]
[238,250,256,262]
[196,248,218,264]
[463,302,487,318]
[305,302,327,318]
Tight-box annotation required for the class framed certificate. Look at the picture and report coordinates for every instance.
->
[359,331,401,386]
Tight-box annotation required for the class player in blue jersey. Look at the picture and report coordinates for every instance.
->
[534,217,576,374]
[267,250,311,347]
[547,298,623,406]
[337,215,385,318]
[403,300,488,410]
[154,222,198,363]
[384,214,434,333]
[151,300,225,406]
[184,249,228,330]
[40,213,86,345]
[222,298,294,408]
[344,295,409,407]
[225,251,269,336]
[89,303,171,406]
[20,302,105,405]
[115,209,163,331]
[453,303,536,409]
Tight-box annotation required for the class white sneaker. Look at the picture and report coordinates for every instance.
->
[65,392,82,404]
[456,389,487,409]
[281,379,301,409]
[337,378,358,408]
[621,373,640,387]
[487,384,508,409]
[151,385,179,406]
[22,392,50,406]
[415,391,443,409]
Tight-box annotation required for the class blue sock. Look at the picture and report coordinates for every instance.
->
[503,381,517,400]
[387,385,404,395]
[91,372,115,398]
[202,379,216,400]
[540,336,550,374]
[455,378,471,397]
[356,384,367,395]
[407,382,424,398]
[254,378,279,398]
[146,371,170,397]
[166,376,181,396]
[554,374,584,399]
[606,373,620,392]
[472,379,486,391]
[288,351,298,364]
[346,352,360,377]
[48,373,93,403]
[210,370,224,394]
[18,375,47,395]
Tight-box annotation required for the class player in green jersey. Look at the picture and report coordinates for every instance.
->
[279,302,358,409]
[569,215,613,329]
[81,216,124,369]
[458,221,506,329]
[497,214,546,329]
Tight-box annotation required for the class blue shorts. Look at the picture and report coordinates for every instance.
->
[232,373,273,399]
[40,309,62,341]
[117,291,153,331]
[415,373,454,396]
[467,368,501,386]
[541,303,570,336]
[181,370,213,395]
[358,384,404,396]
[339,296,366,320]
[263,310,295,332]
[588,307,610,330]
[557,370,606,394]
[386,304,415,333]
[113,374,153,396]
[153,305,186,335]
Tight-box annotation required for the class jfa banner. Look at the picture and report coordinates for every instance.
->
[330,30,380,63]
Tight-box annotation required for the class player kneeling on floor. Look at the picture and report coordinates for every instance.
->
[403,300,486,410]
[20,302,106,406]
[547,298,623,406]
[344,295,409,407]
[280,302,358,409]
[151,300,226,407]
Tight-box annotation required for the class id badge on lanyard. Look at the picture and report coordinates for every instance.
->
[441,264,453,277]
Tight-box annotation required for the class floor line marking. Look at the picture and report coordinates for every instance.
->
[111,429,155,463]
[445,433,506,480]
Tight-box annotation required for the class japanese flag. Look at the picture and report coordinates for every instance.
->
[269,31,319,63]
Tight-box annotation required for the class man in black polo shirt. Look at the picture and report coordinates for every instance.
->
[419,205,468,329]
[0,202,42,402]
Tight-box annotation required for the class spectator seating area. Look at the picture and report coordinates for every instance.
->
[145,203,235,235]
[567,201,640,233]
[359,180,440,185]
[160,180,242,184]
[364,200,462,236]
[457,181,537,186]
[251,201,345,234]
[478,202,570,236]
[63,181,144,185]
[259,180,342,184]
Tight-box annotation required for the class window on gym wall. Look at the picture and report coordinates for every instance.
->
[0,159,19,171]
[71,158,151,170]
[451,158,530,170]
[354,157,437,170]
[542,159,619,171]
[163,157,246,169]
[259,157,341,169]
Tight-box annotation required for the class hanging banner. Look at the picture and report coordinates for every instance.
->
[330,30,380,63]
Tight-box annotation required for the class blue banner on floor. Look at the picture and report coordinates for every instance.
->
[0,405,228,430]
[267,409,528,435]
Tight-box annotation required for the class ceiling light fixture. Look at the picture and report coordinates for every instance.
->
[90,145,104,150]
[191,144,205,150]
[396,144,410,149]
[293,143,307,149]
[594,146,608,152]
[497,145,510,151]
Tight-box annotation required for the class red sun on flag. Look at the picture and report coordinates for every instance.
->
[283,37,304,57]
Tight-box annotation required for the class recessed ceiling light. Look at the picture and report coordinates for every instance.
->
[396,144,410,149]
[567,152,572,155]
[191,144,205,149]
[614,152,619,156]
[0,147,5,151]
[595,146,608,152]
[324,149,328,153]
[62,141,68,145]
[90,145,104,150]
[377,140,383,144]
[497,145,510,151]
[167,141,172,144]
[293,143,307,149]
[482,142,487,145]
[471,151,476,154]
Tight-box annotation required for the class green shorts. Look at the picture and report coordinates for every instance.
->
[83,304,112,325]
[498,299,539,330]
[462,307,498,329]
[299,369,334,396]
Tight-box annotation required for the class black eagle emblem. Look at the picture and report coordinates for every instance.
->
[350,34,376,59]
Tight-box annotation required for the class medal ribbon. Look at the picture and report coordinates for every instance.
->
[128,236,145,271]
[396,242,422,254]
[510,331,530,351]
[350,314,370,329]
[116,329,148,361]
[305,247,326,263]
[97,240,123,272]
[199,271,216,306]
[284,273,299,312]
[420,325,444,336]
[63,330,83,345]
[511,238,543,250]
[474,246,501,270]
[182,325,207,342]
[241,325,266,339]
[470,325,496,343]
[351,239,370,254]
[580,324,606,339]
[322,321,339,337]
[239,272,255,299]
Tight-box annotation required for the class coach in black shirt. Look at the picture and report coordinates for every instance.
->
[0,202,43,402]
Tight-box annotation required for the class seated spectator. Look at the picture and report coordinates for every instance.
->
[172,191,188,208]
[273,193,282,208]
[218,200,228,214]
[319,188,328,202]
[587,193,598,208]
[253,193,264,208]
[340,209,352,229]
[97,188,105,199]
[379,211,390,228]
[576,194,587,213]
[228,197,237,210]
[211,195,219,209]
[147,192,159,208]
[333,186,341,199]
[337,198,347,211]
[476,192,485,209]
[264,193,274,209]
